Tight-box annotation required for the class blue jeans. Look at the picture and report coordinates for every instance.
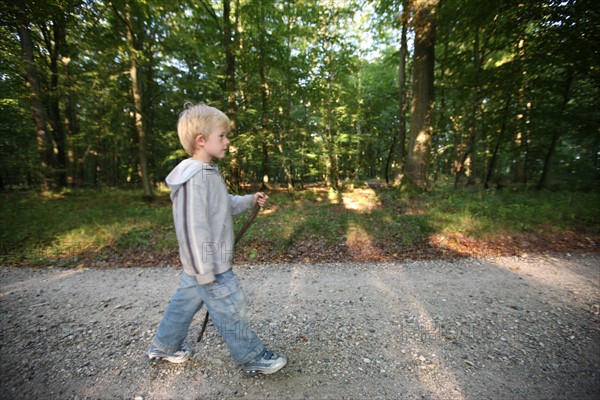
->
[152,269,264,365]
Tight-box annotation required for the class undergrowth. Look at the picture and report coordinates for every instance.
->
[1,185,598,266]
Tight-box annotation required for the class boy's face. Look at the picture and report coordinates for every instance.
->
[198,124,230,161]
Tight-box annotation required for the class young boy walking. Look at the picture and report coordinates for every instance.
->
[146,103,287,376]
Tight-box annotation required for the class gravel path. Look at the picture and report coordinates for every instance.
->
[1,254,599,400]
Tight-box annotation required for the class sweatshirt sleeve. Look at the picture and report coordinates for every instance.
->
[229,194,255,216]
[186,177,216,285]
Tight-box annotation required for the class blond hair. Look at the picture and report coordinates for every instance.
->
[177,102,230,156]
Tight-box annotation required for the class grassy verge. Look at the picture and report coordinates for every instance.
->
[1,185,598,267]
[0,188,176,267]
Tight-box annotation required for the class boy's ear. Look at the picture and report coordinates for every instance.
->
[195,134,206,148]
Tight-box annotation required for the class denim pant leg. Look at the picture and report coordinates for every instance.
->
[197,269,264,365]
[152,273,204,354]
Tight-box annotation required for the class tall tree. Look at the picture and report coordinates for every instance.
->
[257,0,271,190]
[278,1,297,190]
[393,0,409,185]
[513,34,529,186]
[223,0,241,188]
[114,1,153,199]
[41,10,70,187]
[453,7,499,188]
[537,67,574,190]
[404,0,440,189]
[14,0,51,189]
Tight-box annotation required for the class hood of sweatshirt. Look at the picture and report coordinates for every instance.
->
[165,158,217,195]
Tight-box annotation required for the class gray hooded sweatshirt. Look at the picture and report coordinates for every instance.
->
[166,159,255,284]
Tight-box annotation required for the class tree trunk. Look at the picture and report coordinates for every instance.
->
[392,0,409,185]
[325,60,340,191]
[45,16,68,187]
[142,40,155,174]
[484,94,512,188]
[63,41,78,187]
[523,110,530,186]
[404,0,439,189]
[354,116,363,183]
[15,0,51,189]
[257,1,270,190]
[124,3,153,200]
[224,0,236,130]
[224,0,241,188]
[537,68,574,190]
[280,4,295,191]
[513,36,527,185]
[454,15,499,187]
[384,124,395,184]
[454,27,486,188]
[433,22,449,181]
[322,8,340,191]
[466,29,481,185]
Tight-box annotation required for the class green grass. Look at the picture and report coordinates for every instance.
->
[1,185,598,266]
[0,188,176,266]
[423,186,600,237]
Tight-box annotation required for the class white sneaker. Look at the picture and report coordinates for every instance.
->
[146,346,192,364]
[244,349,287,376]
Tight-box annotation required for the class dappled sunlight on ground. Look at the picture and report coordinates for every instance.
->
[369,273,468,400]
[430,231,599,259]
[285,264,309,309]
[341,188,381,212]
[490,255,600,309]
[345,222,386,260]
[39,191,68,200]
[0,268,83,298]
[259,205,278,215]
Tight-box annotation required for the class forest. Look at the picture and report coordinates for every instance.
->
[1,0,598,197]
[2,3,600,396]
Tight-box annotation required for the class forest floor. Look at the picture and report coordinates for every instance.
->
[2,186,599,269]
[1,253,599,400]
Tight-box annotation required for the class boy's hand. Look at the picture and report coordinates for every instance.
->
[254,192,269,207]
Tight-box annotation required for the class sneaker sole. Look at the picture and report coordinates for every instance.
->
[149,356,190,364]
[147,353,191,364]
[244,358,287,376]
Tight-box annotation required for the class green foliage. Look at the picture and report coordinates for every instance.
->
[0,0,597,192]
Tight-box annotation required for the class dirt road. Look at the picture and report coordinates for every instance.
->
[1,254,599,399]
